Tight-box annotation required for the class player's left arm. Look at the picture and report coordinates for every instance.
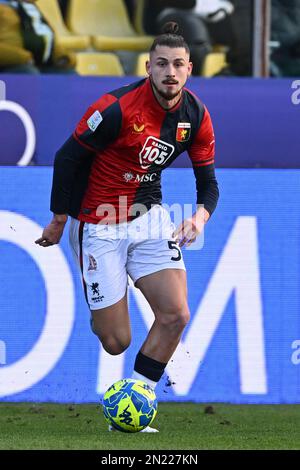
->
[173,106,219,247]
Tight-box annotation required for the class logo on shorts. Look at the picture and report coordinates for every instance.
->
[87,254,97,271]
[176,122,191,142]
[139,136,174,169]
[91,283,100,295]
[90,282,104,303]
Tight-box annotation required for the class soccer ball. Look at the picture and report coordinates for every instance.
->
[102,378,158,433]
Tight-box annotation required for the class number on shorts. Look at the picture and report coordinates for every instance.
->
[168,241,182,261]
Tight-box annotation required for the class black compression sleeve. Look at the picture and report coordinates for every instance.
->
[50,135,94,214]
[193,163,219,216]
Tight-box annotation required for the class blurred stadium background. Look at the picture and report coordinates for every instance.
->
[0,0,300,450]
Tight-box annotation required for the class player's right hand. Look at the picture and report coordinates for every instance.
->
[35,218,67,247]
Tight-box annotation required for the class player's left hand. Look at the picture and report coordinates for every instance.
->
[172,216,205,248]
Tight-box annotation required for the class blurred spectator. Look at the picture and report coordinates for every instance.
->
[194,0,234,23]
[271,0,300,76]
[141,0,238,75]
[143,0,211,75]
[208,0,252,76]
[142,0,196,35]
[0,0,76,73]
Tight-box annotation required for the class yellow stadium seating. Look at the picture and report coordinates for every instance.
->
[132,0,146,34]
[66,0,154,52]
[135,53,149,77]
[36,0,91,50]
[201,52,227,77]
[75,52,124,76]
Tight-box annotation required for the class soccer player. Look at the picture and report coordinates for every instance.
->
[35,22,219,432]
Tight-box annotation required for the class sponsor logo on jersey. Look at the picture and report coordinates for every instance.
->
[135,173,157,183]
[87,254,97,271]
[133,123,145,133]
[176,122,191,142]
[123,172,134,182]
[123,172,158,183]
[131,113,145,134]
[87,110,103,132]
[139,136,174,169]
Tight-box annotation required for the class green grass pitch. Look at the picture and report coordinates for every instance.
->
[0,403,300,450]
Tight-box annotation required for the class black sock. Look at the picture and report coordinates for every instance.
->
[134,351,167,382]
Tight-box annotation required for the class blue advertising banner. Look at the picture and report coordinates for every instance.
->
[0,167,300,403]
[0,75,299,167]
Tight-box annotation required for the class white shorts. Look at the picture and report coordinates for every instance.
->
[69,205,186,310]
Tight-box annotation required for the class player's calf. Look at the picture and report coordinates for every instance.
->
[90,296,131,355]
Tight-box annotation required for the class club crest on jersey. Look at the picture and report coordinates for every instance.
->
[176,122,191,142]
[87,110,103,132]
[139,136,174,169]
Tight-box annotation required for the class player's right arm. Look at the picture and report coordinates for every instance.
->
[35,213,68,247]
[35,135,94,247]
[35,95,122,247]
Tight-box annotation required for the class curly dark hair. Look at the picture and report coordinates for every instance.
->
[150,22,190,54]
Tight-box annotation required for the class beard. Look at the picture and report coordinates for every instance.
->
[150,77,182,101]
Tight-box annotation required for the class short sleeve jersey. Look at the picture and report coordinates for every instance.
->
[72,78,215,223]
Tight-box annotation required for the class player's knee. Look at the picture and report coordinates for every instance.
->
[174,307,190,331]
[157,303,190,332]
[179,308,190,329]
[100,335,131,356]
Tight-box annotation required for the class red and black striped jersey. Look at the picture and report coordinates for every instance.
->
[51,78,217,223]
